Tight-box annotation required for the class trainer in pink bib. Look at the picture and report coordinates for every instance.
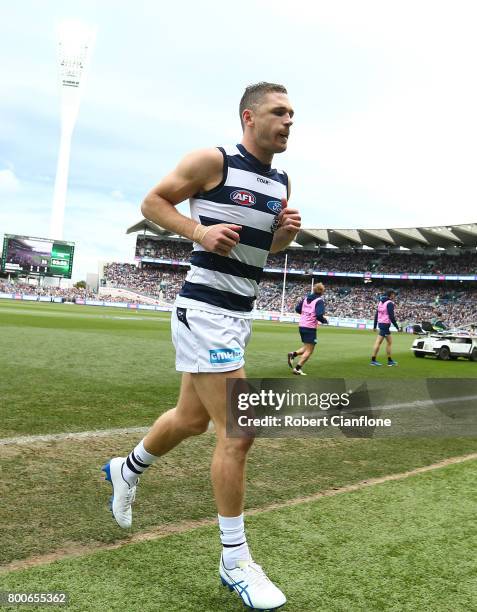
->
[377,300,392,324]
[299,297,322,329]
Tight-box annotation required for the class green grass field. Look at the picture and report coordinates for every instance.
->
[0,299,476,611]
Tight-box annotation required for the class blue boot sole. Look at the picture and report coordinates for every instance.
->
[101,463,114,511]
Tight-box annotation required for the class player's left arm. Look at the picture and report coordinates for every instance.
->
[388,302,399,330]
[270,178,301,253]
[315,300,328,324]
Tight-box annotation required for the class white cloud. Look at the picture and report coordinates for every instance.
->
[1,0,477,281]
[0,169,20,192]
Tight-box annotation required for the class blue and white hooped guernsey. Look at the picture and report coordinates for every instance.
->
[176,144,289,318]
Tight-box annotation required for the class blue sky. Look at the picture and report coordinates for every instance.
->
[1,1,477,280]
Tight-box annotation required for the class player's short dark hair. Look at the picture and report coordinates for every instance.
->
[386,289,396,298]
[239,82,288,130]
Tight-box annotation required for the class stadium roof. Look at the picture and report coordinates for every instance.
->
[127,220,477,250]
[127,219,174,237]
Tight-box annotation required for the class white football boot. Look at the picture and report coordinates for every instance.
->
[220,555,287,610]
[102,457,137,529]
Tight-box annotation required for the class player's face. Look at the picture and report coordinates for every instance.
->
[251,92,294,154]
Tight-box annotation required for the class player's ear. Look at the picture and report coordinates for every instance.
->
[242,109,254,127]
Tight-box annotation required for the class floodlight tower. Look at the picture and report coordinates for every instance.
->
[49,20,96,240]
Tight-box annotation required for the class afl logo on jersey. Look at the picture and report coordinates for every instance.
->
[230,190,256,206]
[267,200,282,214]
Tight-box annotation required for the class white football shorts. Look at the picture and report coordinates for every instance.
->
[171,306,252,373]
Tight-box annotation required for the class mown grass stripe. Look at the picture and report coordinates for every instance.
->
[2,451,476,575]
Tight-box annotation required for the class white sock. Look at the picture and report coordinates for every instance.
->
[218,514,250,569]
[122,439,159,486]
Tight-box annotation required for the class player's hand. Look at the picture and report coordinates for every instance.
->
[199,223,241,256]
[277,198,301,235]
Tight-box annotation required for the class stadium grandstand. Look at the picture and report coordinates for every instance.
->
[99,220,477,329]
[2,221,477,329]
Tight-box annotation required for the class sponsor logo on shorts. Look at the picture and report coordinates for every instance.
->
[267,200,282,214]
[230,189,256,206]
[209,347,243,364]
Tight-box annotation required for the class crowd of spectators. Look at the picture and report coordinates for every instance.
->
[0,280,97,300]
[136,238,192,260]
[103,263,187,301]
[0,280,128,302]
[323,284,477,327]
[134,239,477,275]
[2,265,476,326]
[257,279,477,327]
[266,248,477,275]
[101,262,477,327]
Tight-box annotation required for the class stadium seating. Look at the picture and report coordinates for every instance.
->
[134,239,477,275]
[100,259,477,327]
[3,243,476,327]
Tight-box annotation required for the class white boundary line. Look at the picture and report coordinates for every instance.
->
[2,393,475,446]
[0,427,150,446]
[0,422,216,446]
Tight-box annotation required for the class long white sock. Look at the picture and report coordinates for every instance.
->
[121,439,159,486]
[219,514,250,569]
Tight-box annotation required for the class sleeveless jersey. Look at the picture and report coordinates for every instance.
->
[377,300,392,324]
[176,144,288,318]
[299,296,322,329]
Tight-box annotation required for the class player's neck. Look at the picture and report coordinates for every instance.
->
[240,137,274,166]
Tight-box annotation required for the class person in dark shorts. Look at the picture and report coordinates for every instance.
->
[288,282,327,375]
[371,290,399,366]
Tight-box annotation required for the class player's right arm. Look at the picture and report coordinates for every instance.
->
[141,149,241,256]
